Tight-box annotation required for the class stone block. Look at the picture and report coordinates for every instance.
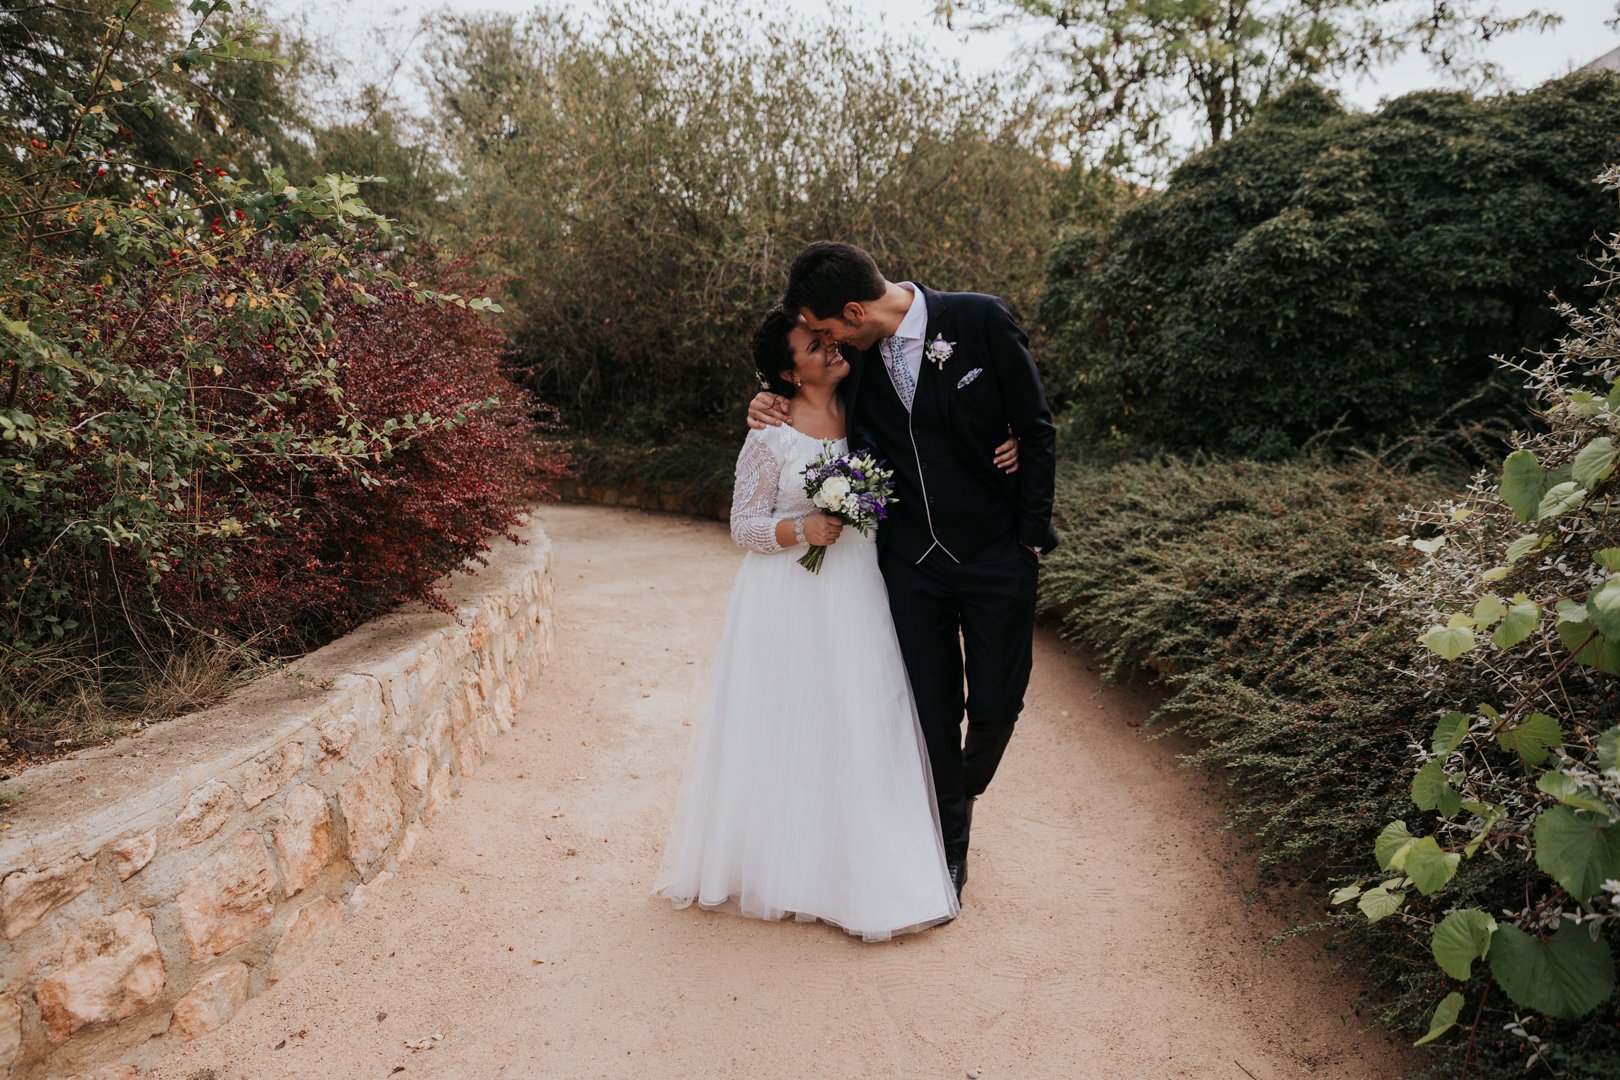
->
[425,764,453,820]
[269,897,342,983]
[2,856,94,939]
[347,869,393,912]
[238,742,304,809]
[106,830,157,883]
[404,747,431,792]
[339,750,403,875]
[176,832,274,960]
[172,781,236,848]
[271,785,333,898]
[455,734,483,780]
[168,963,250,1041]
[316,711,360,774]
[0,994,18,1079]
[35,909,164,1043]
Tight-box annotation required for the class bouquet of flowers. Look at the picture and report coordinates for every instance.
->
[798,445,897,574]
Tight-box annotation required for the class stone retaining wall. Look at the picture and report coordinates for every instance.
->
[0,518,556,1079]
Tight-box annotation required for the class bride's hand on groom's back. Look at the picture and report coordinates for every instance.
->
[747,392,792,429]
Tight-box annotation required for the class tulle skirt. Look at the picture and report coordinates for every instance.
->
[653,533,959,941]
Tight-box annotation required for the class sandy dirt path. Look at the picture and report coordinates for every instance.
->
[151,504,1412,1080]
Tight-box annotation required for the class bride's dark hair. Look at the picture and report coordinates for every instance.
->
[751,305,800,399]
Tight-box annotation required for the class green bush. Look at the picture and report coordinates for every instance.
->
[427,1,1071,445]
[1041,451,1620,1077]
[1037,76,1620,460]
[1328,166,1620,1074]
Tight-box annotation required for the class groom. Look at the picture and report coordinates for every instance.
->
[749,241,1058,900]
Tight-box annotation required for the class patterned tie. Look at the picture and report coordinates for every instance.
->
[883,336,916,412]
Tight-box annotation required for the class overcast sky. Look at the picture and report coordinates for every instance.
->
[275,0,1620,125]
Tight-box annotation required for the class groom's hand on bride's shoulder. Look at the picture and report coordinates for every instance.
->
[747,392,792,430]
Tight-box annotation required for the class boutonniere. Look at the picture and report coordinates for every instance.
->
[925,335,955,370]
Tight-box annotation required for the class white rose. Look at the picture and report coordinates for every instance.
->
[817,476,850,512]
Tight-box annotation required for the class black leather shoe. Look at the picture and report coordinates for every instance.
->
[947,858,967,900]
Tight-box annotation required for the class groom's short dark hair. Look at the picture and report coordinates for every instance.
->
[783,242,885,320]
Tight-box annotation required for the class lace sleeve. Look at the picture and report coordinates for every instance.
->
[730,433,786,554]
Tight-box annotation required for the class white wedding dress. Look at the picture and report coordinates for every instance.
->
[653,423,959,941]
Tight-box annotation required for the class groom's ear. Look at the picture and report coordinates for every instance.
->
[842,301,866,326]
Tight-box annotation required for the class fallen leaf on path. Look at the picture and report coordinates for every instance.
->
[403,1034,443,1052]
[391,1067,406,1075]
[273,1040,286,1050]
[376,1011,387,1022]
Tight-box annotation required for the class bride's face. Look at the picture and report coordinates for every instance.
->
[781,325,849,392]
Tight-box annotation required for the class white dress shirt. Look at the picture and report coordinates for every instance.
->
[884,283,928,395]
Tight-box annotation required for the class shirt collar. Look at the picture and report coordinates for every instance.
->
[894,282,928,342]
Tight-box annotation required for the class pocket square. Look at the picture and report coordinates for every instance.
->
[956,367,984,390]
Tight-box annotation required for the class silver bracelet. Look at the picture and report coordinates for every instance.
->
[793,516,807,545]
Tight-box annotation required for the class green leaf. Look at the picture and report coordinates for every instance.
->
[1537,481,1587,520]
[1481,566,1511,583]
[1420,623,1475,661]
[1431,712,1469,756]
[1497,712,1563,767]
[1505,533,1543,564]
[1558,599,1589,623]
[1471,594,1506,628]
[1534,806,1620,901]
[1556,618,1620,675]
[1329,885,1362,905]
[1537,772,1613,815]
[1491,595,1540,649]
[1572,437,1618,487]
[1358,885,1404,923]
[1375,820,1417,871]
[1501,450,1548,521]
[1490,922,1616,1020]
[1597,548,1620,572]
[1404,837,1461,895]
[1414,992,1466,1047]
[1590,579,1620,641]
[1432,910,1498,981]
[1412,759,1463,817]
[1599,726,1620,773]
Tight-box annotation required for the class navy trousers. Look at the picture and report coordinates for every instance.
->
[879,537,1039,862]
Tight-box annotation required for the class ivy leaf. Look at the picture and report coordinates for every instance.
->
[1595,548,1620,572]
[1413,992,1466,1047]
[1536,772,1613,815]
[1375,820,1417,871]
[1358,885,1405,923]
[1598,727,1620,773]
[1411,759,1463,817]
[1490,922,1616,1021]
[1571,437,1618,487]
[1432,910,1497,981]
[1404,837,1461,895]
[1497,712,1562,767]
[1471,594,1506,628]
[1505,533,1543,564]
[1420,623,1475,661]
[1589,579,1620,641]
[1500,450,1547,521]
[1491,595,1540,649]
[1431,711,1469,756]
[1534,806,1620,902]
[1536,481,1587,520]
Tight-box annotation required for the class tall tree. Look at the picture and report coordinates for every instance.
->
[938,0,1559,178]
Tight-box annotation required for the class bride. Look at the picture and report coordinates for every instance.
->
[653,306,1015,941]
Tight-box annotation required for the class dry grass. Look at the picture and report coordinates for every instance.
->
[0,633,267,776]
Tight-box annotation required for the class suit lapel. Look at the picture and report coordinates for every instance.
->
[915,284,954,424]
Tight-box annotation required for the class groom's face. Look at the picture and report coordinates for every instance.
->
[799,304,881,352]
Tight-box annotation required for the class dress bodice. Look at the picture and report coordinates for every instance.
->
[729,425,850,553]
